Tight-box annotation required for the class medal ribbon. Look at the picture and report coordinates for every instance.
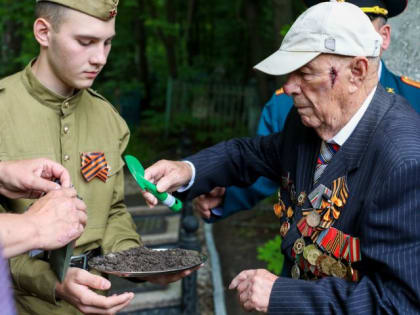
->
[81,152,109,182]
[297,217,314,237]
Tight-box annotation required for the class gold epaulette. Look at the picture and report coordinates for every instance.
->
[401,76,420,89]
[275,87,284,95]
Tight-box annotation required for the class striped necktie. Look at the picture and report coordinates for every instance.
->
[314,141,340,184]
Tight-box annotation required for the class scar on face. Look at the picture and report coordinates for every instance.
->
[330,67,338,87]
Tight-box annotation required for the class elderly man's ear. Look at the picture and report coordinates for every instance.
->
[348,56,369,93]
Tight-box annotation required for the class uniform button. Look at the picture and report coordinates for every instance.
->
[63,102,69,109]
[64,154,70,161]
[63,125,69,134]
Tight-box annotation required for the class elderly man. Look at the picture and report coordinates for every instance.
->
[143,2,420,313]
[195,0,420,223]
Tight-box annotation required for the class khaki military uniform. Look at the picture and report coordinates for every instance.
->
[0,63,142,314]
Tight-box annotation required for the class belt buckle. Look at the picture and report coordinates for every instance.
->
[70,252,89,270]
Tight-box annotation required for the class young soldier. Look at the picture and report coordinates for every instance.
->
[0,1,193,314]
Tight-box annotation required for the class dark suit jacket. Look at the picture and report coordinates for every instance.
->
[183,85,420,314]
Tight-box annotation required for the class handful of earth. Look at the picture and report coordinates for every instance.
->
[89,246,204,273]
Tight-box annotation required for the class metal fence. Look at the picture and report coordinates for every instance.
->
[165,78,259,139]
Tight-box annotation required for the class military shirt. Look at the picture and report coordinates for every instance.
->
[0,63,141,314]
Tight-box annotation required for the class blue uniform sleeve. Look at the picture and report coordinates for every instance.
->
[206,92,294,222]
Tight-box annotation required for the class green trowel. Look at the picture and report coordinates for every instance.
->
[124,155,183,212]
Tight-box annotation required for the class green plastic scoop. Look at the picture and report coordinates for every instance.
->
[124,155,183,212]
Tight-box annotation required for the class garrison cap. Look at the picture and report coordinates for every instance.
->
[36,0,119,21]
[302,0,407,18]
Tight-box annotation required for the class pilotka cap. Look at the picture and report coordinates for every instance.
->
[36,0,119,21]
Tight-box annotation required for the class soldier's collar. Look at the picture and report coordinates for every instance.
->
[21,61,84,115]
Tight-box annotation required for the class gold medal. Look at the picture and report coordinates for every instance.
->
[330,261,347,278]
[291,263,301,279]
[303,244,316,260]
[286,206,294,218]
[273,200,285,218]
[307,247,322,266]
[306,210,321,227]
[280,221,290,238]
[320,255,336,276]
[293,237,305,255]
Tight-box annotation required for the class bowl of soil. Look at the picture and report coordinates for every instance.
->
[88,246,206,278]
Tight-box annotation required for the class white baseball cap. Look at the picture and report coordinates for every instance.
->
[254,1,383,75]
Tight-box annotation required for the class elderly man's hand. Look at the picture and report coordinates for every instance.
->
[193,187,225,219]
[229,269,278,313]
[142,160,192,207]
[0,158,71,199]
[23,187,87,251]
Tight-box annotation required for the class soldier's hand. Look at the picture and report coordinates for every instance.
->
[229,269,278,313]
[23,188,87,250]
[0,158,71,199]
[143,159,193,207]
[56,268,134,314]
[193,187,226,219]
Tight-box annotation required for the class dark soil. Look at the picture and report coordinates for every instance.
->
[89,246,204,272]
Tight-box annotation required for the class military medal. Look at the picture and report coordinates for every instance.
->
[291,263,301,279]
[303,244,315,260]
[273,189,286,218]
[330,261,347,278]
[273,201,285,218]
[307,247,322,266]
[293,237,305,255]
[286,206,294,218]
[306,210,321,227]
[280,221,290,238]
[320,255,336,275]
[297,191,307,207]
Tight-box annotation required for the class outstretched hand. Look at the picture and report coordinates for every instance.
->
[0,158,71,199]
[229,269,278,313]
[142,159,192,207]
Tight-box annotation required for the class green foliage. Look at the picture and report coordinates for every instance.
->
[257,235,284,275]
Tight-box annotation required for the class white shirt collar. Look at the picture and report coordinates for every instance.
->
[328,86,377,146]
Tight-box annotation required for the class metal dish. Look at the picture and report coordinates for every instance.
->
[88,249,207,278]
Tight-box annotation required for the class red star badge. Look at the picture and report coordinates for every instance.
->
[109,9,117,18]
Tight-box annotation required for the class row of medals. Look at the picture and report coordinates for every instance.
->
[274,177,358,282]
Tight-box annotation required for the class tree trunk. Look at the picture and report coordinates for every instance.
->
[147,1,178,78]
[136,0,151,109]
[243,0,269,103]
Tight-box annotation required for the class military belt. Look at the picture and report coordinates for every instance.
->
[69,248,101,270]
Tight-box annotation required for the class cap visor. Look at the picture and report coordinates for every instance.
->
[254,50,321,75]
